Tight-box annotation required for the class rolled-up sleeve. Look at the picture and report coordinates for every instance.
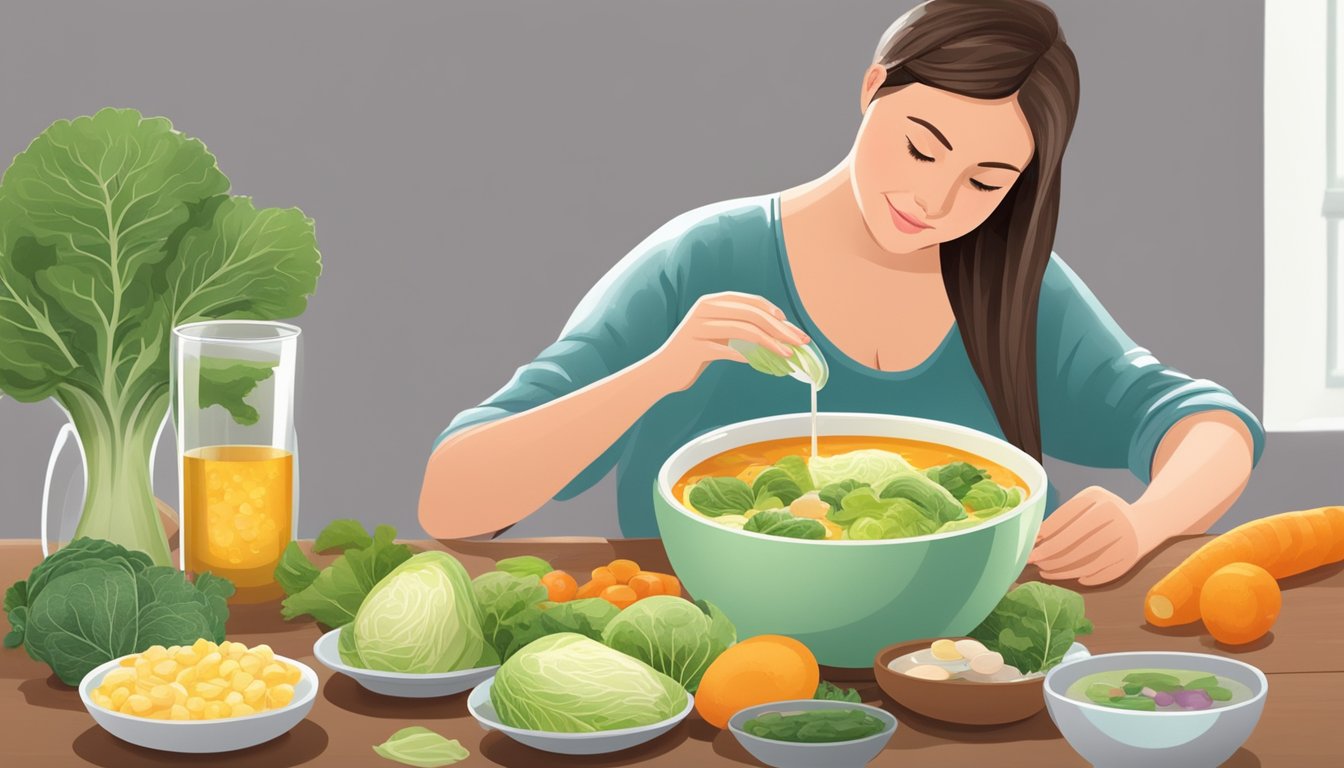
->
[433,231,685,500]
[1035,255,1265,483]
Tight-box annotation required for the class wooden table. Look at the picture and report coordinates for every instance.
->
[3,536,1341,767]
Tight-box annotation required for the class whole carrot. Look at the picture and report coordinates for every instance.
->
[1145,506,1344,627]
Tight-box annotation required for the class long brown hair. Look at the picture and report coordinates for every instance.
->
[872,0,1079,461]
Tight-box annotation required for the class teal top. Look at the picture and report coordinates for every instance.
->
[437,196,1265,536]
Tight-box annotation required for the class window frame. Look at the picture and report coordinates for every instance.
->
[1263,0,1344,430]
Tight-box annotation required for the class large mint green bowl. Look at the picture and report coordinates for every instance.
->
[653,412,1046,668]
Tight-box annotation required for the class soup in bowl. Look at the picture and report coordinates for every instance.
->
[653,413,1046,668]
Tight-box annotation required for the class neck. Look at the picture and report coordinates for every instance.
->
[782,158,942,275]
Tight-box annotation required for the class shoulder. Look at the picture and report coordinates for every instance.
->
[1036,252,1137,348]
[593,195,778,289]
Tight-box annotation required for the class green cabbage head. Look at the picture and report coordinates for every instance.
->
[491,633,686,732]
[600,596,736,692]
[340,551,493,673]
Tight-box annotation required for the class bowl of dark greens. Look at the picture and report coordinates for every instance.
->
[1043,651,1268,768]
[727,698,897,768]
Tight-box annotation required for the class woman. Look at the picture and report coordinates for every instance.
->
[420,0,1262,585]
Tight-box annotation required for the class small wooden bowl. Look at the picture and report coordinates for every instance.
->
[873,638,1045,726]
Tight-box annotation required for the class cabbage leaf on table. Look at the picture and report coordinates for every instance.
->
[275,520,413,628]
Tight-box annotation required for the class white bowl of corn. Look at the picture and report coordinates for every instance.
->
[78,639,318,754]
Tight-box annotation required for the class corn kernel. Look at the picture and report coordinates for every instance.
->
[266,684,294,709]
[119,656,136,667]
[176,667,198,687]
[143,645,167,662]
[148,710,170,720]
[225,642,246,660]
[170,704,190,721]
[92,692,112,709]
[231,703,256,717]
[231,672,254,691]
[197,651,222,679]
[127,694,152,714]
[219,659,240,678]
[284,666,301,685]
[243,679,266,704]
[203,701,228,720]
[194,681,224,699]
[153,659,178,679]
[175,648,200,666]
[110,687,130,708]
[224,691,243,706]
[169,682,189,704]
[252,644,274,661]
[239,654,262,675]
[148,685,174,708]
[261,664,288,685]
[186,696,206,715]
[192,638,213,656]
[103,668,135,688]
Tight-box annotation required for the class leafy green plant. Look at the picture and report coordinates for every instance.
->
[600,595,736,692]
[373,727,469,767]
[0,108,321,565]
[3,538,233,684]
[276,521,413,627]
[968,582,1093,674]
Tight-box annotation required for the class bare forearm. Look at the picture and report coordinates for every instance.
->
[419,355,672,538]
[1130,410,1255,548]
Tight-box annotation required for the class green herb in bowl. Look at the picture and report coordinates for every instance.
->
[742,708,887,743]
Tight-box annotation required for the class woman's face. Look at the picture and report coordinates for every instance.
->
[850,71,1035,255]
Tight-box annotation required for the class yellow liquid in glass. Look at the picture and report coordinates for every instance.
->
[184,445,293,599]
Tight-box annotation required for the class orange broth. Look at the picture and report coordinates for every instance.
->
[673,435,1025,506]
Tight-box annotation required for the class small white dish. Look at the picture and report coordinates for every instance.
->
[78,653,318,754]
[312,628,498,698]
[466,675,694,755]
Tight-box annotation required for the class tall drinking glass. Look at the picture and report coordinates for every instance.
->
[172,321,300,603]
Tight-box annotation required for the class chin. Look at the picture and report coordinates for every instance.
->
[870,222,940,255]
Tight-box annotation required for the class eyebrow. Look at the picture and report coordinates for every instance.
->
[907,116,952,150]
[907,116,1023,174]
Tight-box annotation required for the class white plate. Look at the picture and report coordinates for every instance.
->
[467,676,694,755]
[311,627,498,698]
[78,653,318,754]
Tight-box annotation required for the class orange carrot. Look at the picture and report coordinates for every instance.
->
[600,584,638,610]
[654,572,682,597]
[607,559,641,584]
[1145,506,1344,626]
[1199,562,1281,645]
[541,570,578,602]
[628,573,665,599]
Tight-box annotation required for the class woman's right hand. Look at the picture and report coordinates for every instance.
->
[648,291,812,392]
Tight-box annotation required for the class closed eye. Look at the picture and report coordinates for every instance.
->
[906,138,934,163]
[969,178,1002,192]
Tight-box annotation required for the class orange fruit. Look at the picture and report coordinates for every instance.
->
[694,635,819,728]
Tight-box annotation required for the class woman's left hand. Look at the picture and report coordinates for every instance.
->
[1027,486,1161,585]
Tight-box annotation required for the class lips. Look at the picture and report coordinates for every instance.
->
[886,199,932,234]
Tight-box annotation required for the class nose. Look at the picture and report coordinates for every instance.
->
[914,175,961,221]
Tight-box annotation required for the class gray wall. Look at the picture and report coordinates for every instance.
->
[0,0,1338,541]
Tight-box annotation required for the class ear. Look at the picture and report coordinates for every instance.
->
[860,64,887,115]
